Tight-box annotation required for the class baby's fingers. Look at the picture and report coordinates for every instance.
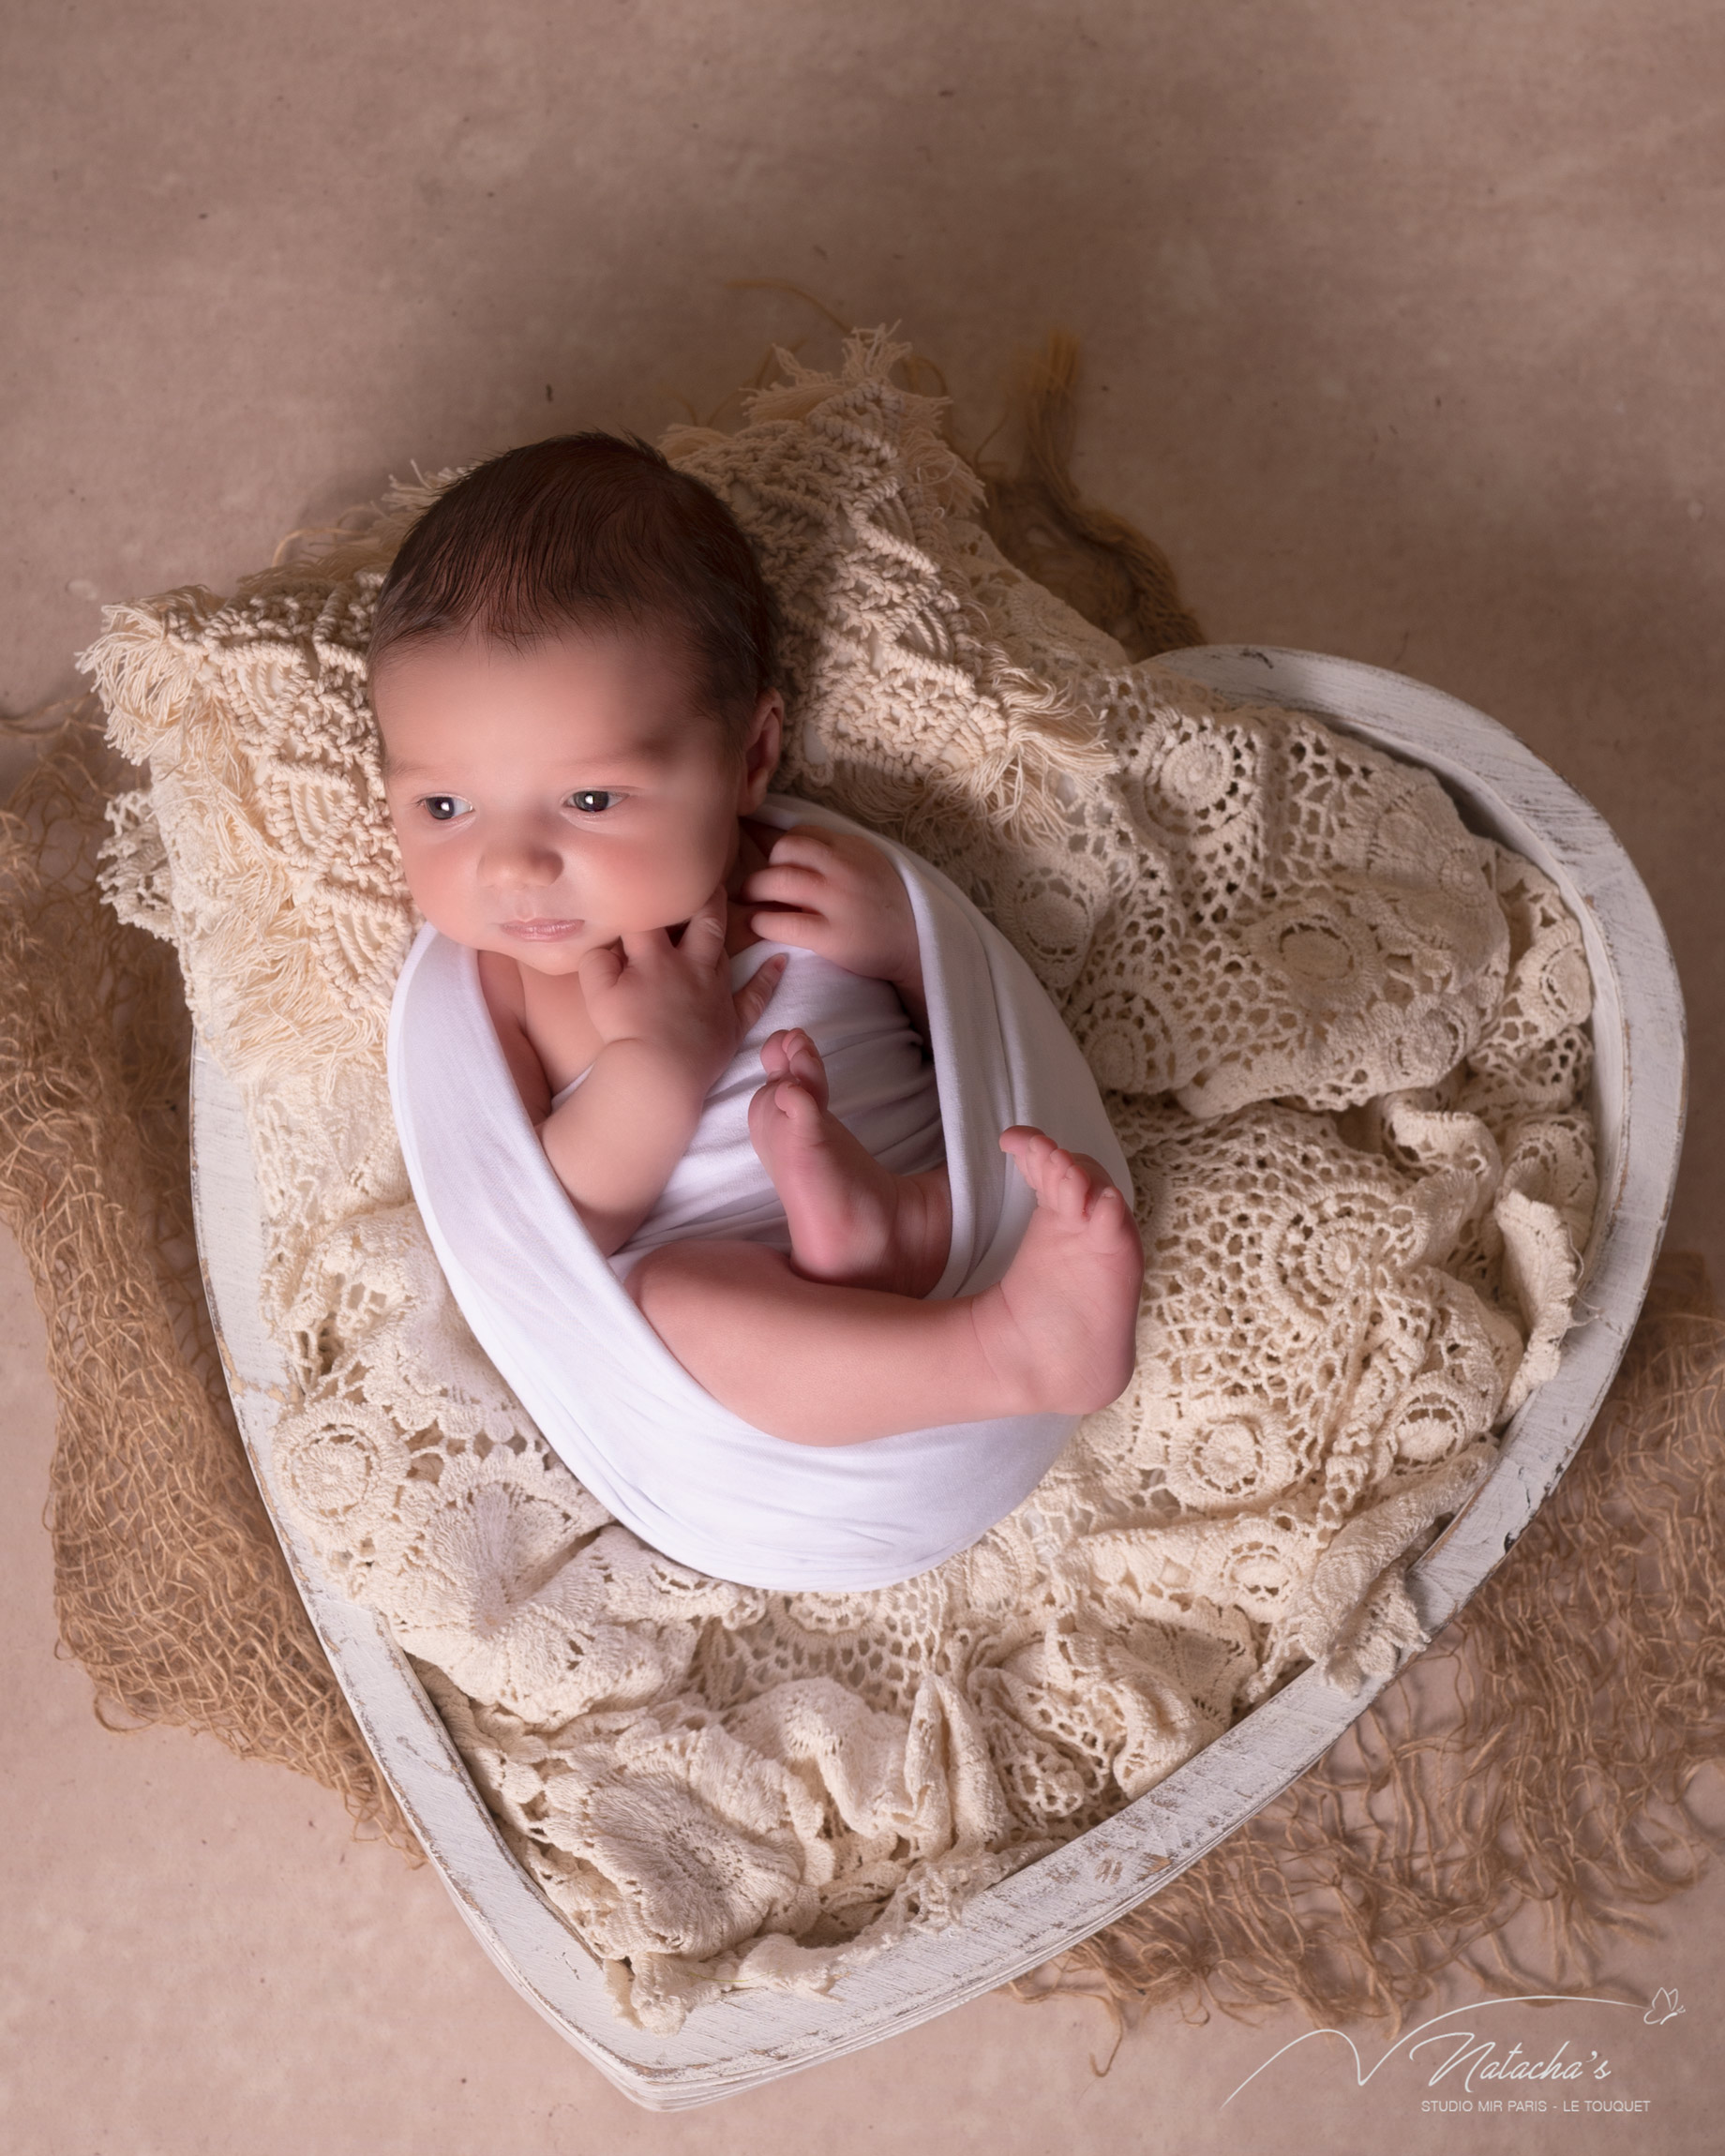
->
[578,941,625,996]
[680,882,731,958]
[746,906,832,951]
[742,860,833,908]
[615,923,674,971]
[765,828,840,869]
[732,952,788,1035]
[770,827,889,892]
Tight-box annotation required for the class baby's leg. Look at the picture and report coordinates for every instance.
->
[629,1130,1143,1445]
[748,1028,952,1295]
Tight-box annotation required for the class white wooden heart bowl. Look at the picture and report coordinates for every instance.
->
[190,647,1686,2108]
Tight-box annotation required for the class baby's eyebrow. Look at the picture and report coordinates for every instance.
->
[562,733,683,771]
[384,749,673,784]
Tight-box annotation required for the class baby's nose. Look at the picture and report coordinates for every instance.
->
[481,831,563,888]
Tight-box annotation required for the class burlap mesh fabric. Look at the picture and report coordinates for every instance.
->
[0,710,412,1848]
[1,336,1716,2034]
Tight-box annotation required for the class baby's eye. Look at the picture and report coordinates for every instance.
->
[421,794,472,823]
[567,789,618,814]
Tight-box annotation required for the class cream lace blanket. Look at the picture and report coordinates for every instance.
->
[87,336,1597,2032]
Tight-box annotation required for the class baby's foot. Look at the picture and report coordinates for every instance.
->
[749,1028,952,1296]
[971,1129,1144,1415]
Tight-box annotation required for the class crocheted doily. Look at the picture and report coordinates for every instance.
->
[85,336,1596,2032]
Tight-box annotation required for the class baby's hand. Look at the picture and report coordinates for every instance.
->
[742,827,921,991]
[578,884,786,1099]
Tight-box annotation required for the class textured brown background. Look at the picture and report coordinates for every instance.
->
[3,1,1720,2148]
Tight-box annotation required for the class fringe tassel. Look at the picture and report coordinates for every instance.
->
[979,331,1206,662]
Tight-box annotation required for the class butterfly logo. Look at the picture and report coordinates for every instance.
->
[1644,1988,1684,2026]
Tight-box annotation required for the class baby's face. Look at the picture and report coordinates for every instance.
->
[375,626,775,976]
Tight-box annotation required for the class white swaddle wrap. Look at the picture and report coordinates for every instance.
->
[387,795,1132,1593]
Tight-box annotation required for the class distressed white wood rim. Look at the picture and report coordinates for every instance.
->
[190,646,1685,2109]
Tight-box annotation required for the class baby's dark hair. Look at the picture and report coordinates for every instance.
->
[368,433,779,733]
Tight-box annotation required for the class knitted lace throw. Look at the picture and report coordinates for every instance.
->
[86,336,1597,2032]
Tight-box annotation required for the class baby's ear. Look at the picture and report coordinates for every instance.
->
[736,688,784,809]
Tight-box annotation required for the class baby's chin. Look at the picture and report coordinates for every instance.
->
[474,926,599,974]
[495,943,590,976]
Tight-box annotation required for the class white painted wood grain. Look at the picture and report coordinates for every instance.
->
[189,648,1686,2108]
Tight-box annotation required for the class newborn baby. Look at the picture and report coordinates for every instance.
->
[373,433,1142,1455]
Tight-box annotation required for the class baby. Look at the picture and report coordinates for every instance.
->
[371,434,1143,1449]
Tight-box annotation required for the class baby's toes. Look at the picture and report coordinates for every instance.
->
[780,1078,825,1132]
[1000,1125,1056,1191]
[1070,1159,1135,1241]
[1043,1147,1093,1219]
[1017,1134,1084,1214]
[785,1032,830,1107]
[748,1074,794,1144]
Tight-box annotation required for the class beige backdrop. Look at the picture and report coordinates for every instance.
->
[4,2,1721,2149]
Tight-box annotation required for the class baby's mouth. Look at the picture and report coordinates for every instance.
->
[500,918,584,942]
